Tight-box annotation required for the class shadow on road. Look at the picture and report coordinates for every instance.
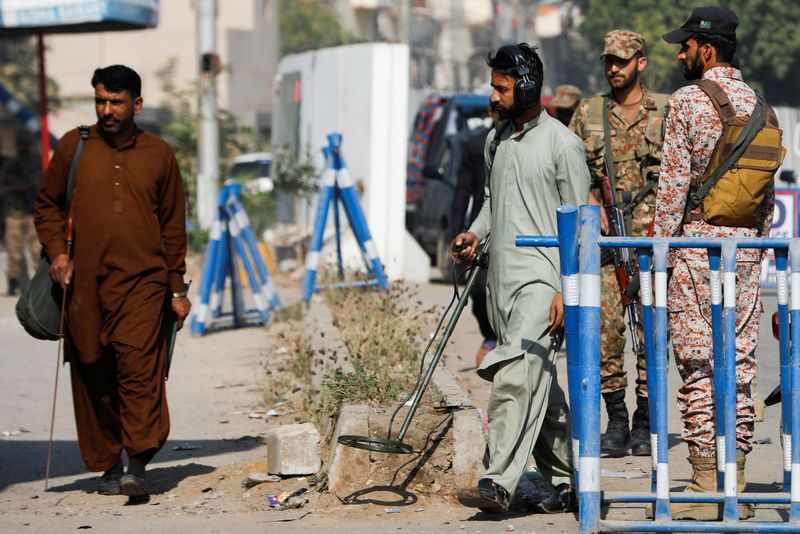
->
[0,436,265,491]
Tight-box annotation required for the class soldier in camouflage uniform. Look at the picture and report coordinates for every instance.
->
[0,130,42,295]
[656,7,773,520]
[569,29,667,457]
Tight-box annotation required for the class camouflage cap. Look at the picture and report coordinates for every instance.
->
[551,85,582,108]
[602,29,646,60]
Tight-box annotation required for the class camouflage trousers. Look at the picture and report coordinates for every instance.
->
[668,254,760,458]
[600,263,647,397]
[4,212,40,280]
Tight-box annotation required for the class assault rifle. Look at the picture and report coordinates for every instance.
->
[598,174,644,358]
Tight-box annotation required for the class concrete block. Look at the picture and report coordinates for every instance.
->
[452,408,486,488]
[431,366,471,409]
[327,404,372,495]
[265,422,321,476]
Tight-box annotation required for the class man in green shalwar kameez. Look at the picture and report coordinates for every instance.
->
[453,43,590,513]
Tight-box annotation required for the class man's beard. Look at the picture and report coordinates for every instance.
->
[607,69,638,91]
[682,50,705,80]
[492,101,524,120]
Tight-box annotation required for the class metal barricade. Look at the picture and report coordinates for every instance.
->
[516,204,800,533]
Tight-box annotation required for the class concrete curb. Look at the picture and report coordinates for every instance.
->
[302,296,353,393]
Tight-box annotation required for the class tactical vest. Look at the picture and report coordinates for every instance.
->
[585,93,668,170]
[584,92,667,212]
[684,80,784,227]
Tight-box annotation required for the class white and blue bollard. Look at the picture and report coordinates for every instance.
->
[190,182,281,336]
[301,133,389,301]
[578,204,602,533]
[556,206,582,483]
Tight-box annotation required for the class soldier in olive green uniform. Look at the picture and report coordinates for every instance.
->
[569,30,668,457]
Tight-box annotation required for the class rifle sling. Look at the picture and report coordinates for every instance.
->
[602,96,617,199]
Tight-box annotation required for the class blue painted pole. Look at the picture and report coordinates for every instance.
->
[326,133,389,290]
[775,249,792,491]
[225,203,271,322]
[211,190,232,318]
[556,205,581,482]
[578,204,601,534]
[190,208,224,335]
[301,157,337,301]
[789,242,800,522]
[212,220,230,318]
[333,183,345,280]
[636,248,657,493]
[652,241,672,521]
[228,196,281,311]
[721,242,739,521]
[707,247,725,492]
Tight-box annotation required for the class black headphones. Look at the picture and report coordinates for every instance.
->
[498,43,540,109]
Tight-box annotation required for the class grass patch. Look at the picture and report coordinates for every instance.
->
[320,282,438,418]
[260,280,439,427]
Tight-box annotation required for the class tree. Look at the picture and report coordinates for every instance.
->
[278,0,358,57]
[0,36,61,114]
[574,0,800,105]
[154,58,256,228]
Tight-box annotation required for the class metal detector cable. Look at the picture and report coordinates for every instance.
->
[385,256,476,441]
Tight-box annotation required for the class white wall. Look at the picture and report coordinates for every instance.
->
[276,42,430,282]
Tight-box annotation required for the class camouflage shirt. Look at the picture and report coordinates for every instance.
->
[569,86,667,236]
[0,152,41,215]
[654,66,774,264]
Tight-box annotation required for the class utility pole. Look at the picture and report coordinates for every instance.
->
[196,0,220,230]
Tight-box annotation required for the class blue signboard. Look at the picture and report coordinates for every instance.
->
[0,0,158,34]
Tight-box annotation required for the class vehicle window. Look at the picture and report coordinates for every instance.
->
[231,161,271,179]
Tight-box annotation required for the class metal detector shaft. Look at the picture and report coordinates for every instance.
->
[392,245,488,443]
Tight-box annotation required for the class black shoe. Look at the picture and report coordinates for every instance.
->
[630,396,652,456]
[6,278,18,296]
[97,463,123,495]
[119,473,149,497]
[601,390,630,457]
[535,483,578,514]
[457,478,510,513]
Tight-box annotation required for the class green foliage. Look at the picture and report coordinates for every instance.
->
[154,58,262,224]
[0,36,61,114]
[272,147,320,195]
[320,283,435,419]
[186,227,210,254]
[278,0,360,56]
[574,0,800,104]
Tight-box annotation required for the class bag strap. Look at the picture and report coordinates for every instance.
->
[697,80,736,123]
[685,92,767,213]
[601,95,617,199]
[65,125,90,213]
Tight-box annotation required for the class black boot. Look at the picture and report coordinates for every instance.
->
[601,390,630,457]
[630,395,651,456]
[6,278,18,296]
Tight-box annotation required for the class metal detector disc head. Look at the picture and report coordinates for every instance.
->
[337,434,413,454]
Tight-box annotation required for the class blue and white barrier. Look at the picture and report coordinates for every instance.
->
[190,182,281,336]
[516,204,800,533]
[301,133,389,301]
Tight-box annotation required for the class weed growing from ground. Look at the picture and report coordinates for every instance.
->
[320,282,438,418]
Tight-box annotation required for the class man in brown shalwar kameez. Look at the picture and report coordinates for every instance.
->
[34,65,191,498]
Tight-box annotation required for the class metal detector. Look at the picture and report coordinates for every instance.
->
[337,242,489,454]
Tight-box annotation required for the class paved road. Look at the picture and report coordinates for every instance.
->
[0,248,791,532]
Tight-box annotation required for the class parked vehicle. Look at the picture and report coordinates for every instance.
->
[406,93,490,275]
[406,93,555,277]
[230,152,273,193]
